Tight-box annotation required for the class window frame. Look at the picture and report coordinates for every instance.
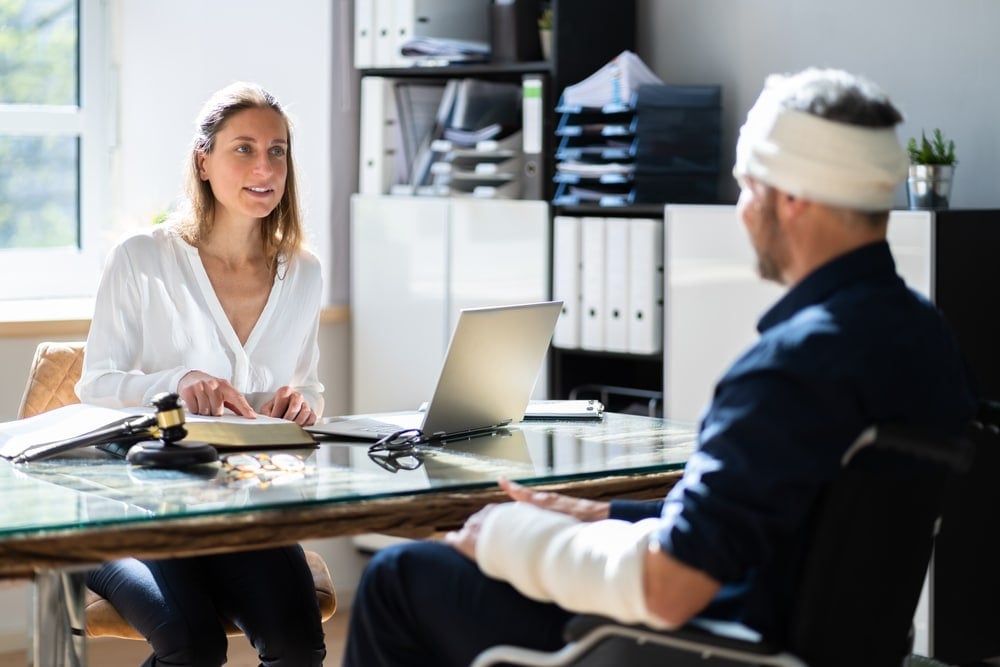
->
[0,0,112,302]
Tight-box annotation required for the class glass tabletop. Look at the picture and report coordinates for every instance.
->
[0,413,698,539]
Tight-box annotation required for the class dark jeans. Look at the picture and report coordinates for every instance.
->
[344,540,573,667]
[86,545,326,667]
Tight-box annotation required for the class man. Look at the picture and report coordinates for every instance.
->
[343,68,978,666]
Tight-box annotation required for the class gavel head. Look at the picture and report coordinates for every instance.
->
[150,392,189,445]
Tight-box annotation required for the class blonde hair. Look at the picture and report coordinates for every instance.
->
[173,82,303,270]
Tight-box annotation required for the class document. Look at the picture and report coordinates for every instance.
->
[522,399,605,421]
[399,37,490,63]
[560,50,663,110]
[0,404,315,462]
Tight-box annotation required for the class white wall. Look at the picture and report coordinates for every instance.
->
[637,0,1000,208]
[111,0,335,299]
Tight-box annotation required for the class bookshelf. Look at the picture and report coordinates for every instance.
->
[350,1,638,412]
[355,0,637,201]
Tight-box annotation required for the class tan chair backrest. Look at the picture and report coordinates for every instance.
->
[18,341,86,419]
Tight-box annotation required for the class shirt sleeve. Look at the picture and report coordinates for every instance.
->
[653,361,864,585]
[610,499,665,522]
[76,239,190,406]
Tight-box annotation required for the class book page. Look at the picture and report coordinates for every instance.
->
[0,404,130,459]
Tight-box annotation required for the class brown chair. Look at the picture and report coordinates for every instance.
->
[18,341,337,639]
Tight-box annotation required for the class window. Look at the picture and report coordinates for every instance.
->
[0,0,110,301]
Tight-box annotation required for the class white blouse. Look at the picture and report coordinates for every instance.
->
[77,225,325,416]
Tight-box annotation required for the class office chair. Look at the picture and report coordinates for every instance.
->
[928,400,1000,664]
[472,424,973,667]
[18,341,337,639]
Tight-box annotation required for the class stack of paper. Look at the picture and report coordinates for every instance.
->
[561,50,663,110]
[400,37,490,64]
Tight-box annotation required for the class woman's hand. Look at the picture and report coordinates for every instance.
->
[177,371,256,418]
[261,386,317,426]
[499,477,610,522]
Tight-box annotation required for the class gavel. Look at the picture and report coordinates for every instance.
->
[14,392,218,468]
[125,392,218,468]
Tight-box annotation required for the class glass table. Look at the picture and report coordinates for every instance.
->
[0,412,698,666]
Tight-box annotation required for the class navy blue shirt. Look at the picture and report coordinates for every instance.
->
[611,241,976,640]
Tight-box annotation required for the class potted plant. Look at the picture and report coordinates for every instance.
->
[538,7,553,60]
[906,128,957,209]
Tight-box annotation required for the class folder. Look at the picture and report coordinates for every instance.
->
[373,0,397,67]
[358,77,399,195]
[604,217,630,353]
[408,79,460,190]
[521,75,544,200]
[580,217,606,351]
[391,0,417,68]
[627,218,663,354]
[394,80,447,181]
[552,216,582,349]
[353,0,375,69]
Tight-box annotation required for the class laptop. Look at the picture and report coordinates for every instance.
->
[307,300,562,442]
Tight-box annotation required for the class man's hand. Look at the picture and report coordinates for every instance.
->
[177,371,255,418]
[261,386,317,426]
[443,504,499,562]
[499,477,610,522]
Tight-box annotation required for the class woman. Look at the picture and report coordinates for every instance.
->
[77,82,326,667]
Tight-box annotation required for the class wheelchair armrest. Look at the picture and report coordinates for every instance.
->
[564,614,780,656]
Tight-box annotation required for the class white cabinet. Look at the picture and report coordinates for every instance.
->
[662,204,933,423]
[351,194,550,413]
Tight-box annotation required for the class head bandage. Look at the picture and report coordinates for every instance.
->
[733,76,908,212]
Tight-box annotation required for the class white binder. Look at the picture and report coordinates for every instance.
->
[580,217,606,351]
[521,75,544,200]
[353,0,375,68]
[604,217,630,352]
[552,216,582,349]
[627,218,663,354]
[358,77,398,195]
[390,0,417,68]
[373,0,397,67]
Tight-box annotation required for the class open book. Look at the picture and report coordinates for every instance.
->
[0,404,316,463]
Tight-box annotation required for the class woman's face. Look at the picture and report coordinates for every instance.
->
[197,107,288,224]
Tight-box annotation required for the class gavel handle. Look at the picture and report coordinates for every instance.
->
[13,414,158,464]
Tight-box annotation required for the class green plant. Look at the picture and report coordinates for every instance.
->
[538,8,553,31]
[907,128,957,166]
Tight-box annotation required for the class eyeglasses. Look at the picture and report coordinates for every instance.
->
[368,448,425,473]
[368,428,428,454]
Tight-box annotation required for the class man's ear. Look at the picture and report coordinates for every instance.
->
[775,189,809,224]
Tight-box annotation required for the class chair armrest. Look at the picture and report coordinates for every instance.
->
[565,614,779,656]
